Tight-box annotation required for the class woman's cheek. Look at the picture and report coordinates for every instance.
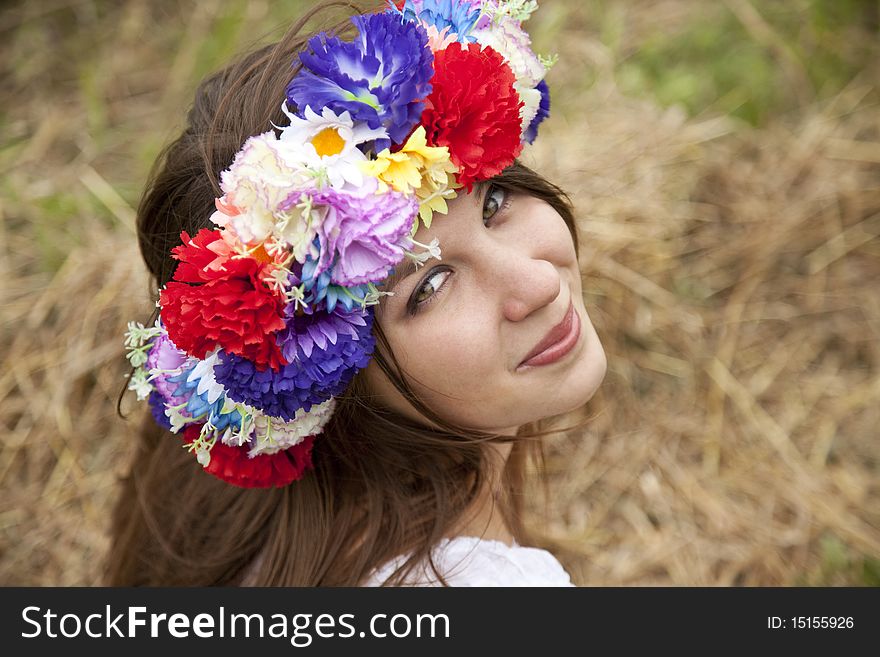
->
[418,321,493,392]
[518,201,577,264]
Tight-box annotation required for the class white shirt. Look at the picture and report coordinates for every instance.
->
[364,536,575,587]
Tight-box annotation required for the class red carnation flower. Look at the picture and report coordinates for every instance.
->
[159,249,286,371]
[171,229,248,283]
[182,425,316,488]
[420,42,524,191]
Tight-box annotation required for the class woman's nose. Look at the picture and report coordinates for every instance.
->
[495,254,561,323]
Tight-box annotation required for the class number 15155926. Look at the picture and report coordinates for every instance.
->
[768,616,854,629]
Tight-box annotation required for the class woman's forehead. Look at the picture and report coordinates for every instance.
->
[377,189,482,297]
[419,183,487,231]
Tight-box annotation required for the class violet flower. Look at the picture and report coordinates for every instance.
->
[145,328,191,404]
[213,308,375,422]
[286,12,434,146]
[308,179,416,287]
[276,303,372,364]
[148,391,173,431]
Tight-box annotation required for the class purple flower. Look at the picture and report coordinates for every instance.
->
[286,12,434,146]
[145,329,190,404]
[213,309,375,421]
[148,391,172,431]
[276,303,371,364]
[524,79,550,144]
[308,179,416,287]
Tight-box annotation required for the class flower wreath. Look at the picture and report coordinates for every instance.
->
[124,0,554,488]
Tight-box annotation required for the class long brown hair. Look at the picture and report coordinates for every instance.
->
[106,0,581,586]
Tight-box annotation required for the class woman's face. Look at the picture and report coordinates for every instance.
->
[364,182,607,434]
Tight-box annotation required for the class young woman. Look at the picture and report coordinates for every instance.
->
[108,0,607,586]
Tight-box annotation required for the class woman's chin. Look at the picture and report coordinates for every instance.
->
[546,343,608,418]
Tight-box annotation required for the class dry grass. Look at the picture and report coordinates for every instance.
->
[1,0,878,585]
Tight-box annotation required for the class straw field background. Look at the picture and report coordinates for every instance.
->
[1,0,878,585]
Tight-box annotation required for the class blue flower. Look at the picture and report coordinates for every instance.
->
[300,255,373,314]
[524,79,550,144]
[167,360,242,431]
[286,12,434,147]
[214,309,375,421]
[389,0,481,41]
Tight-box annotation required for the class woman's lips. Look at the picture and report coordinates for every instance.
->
[518,301,581,369]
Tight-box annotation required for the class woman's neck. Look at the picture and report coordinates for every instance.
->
[449,440,516,546]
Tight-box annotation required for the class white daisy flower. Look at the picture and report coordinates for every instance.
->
[279,104,389,189]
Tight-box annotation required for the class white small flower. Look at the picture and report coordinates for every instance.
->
[362,284,393,307]
[285,282,308,312]
[267,265,292,295]
[405,237,442,267]
[127,370,153,401]
[165,406,190,434]
[128,350,149,369]
[275,193,326,263]
[219,418,251,448]
[196,448,211,467]
[484,0,538,23]
[123,322,143,349]
[124,321,163,368]
[538,53,558,72]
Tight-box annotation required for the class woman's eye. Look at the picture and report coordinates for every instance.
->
[409,268,450,312]
[483,185,507,225]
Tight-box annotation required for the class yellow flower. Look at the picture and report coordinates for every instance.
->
[362,149,422,193]
[415,181,458,230]
[362,126,459,231]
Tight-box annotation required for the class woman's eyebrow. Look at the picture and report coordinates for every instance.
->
[474,180,489,204]
[383,257,420,293]
[381,181,492,294]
